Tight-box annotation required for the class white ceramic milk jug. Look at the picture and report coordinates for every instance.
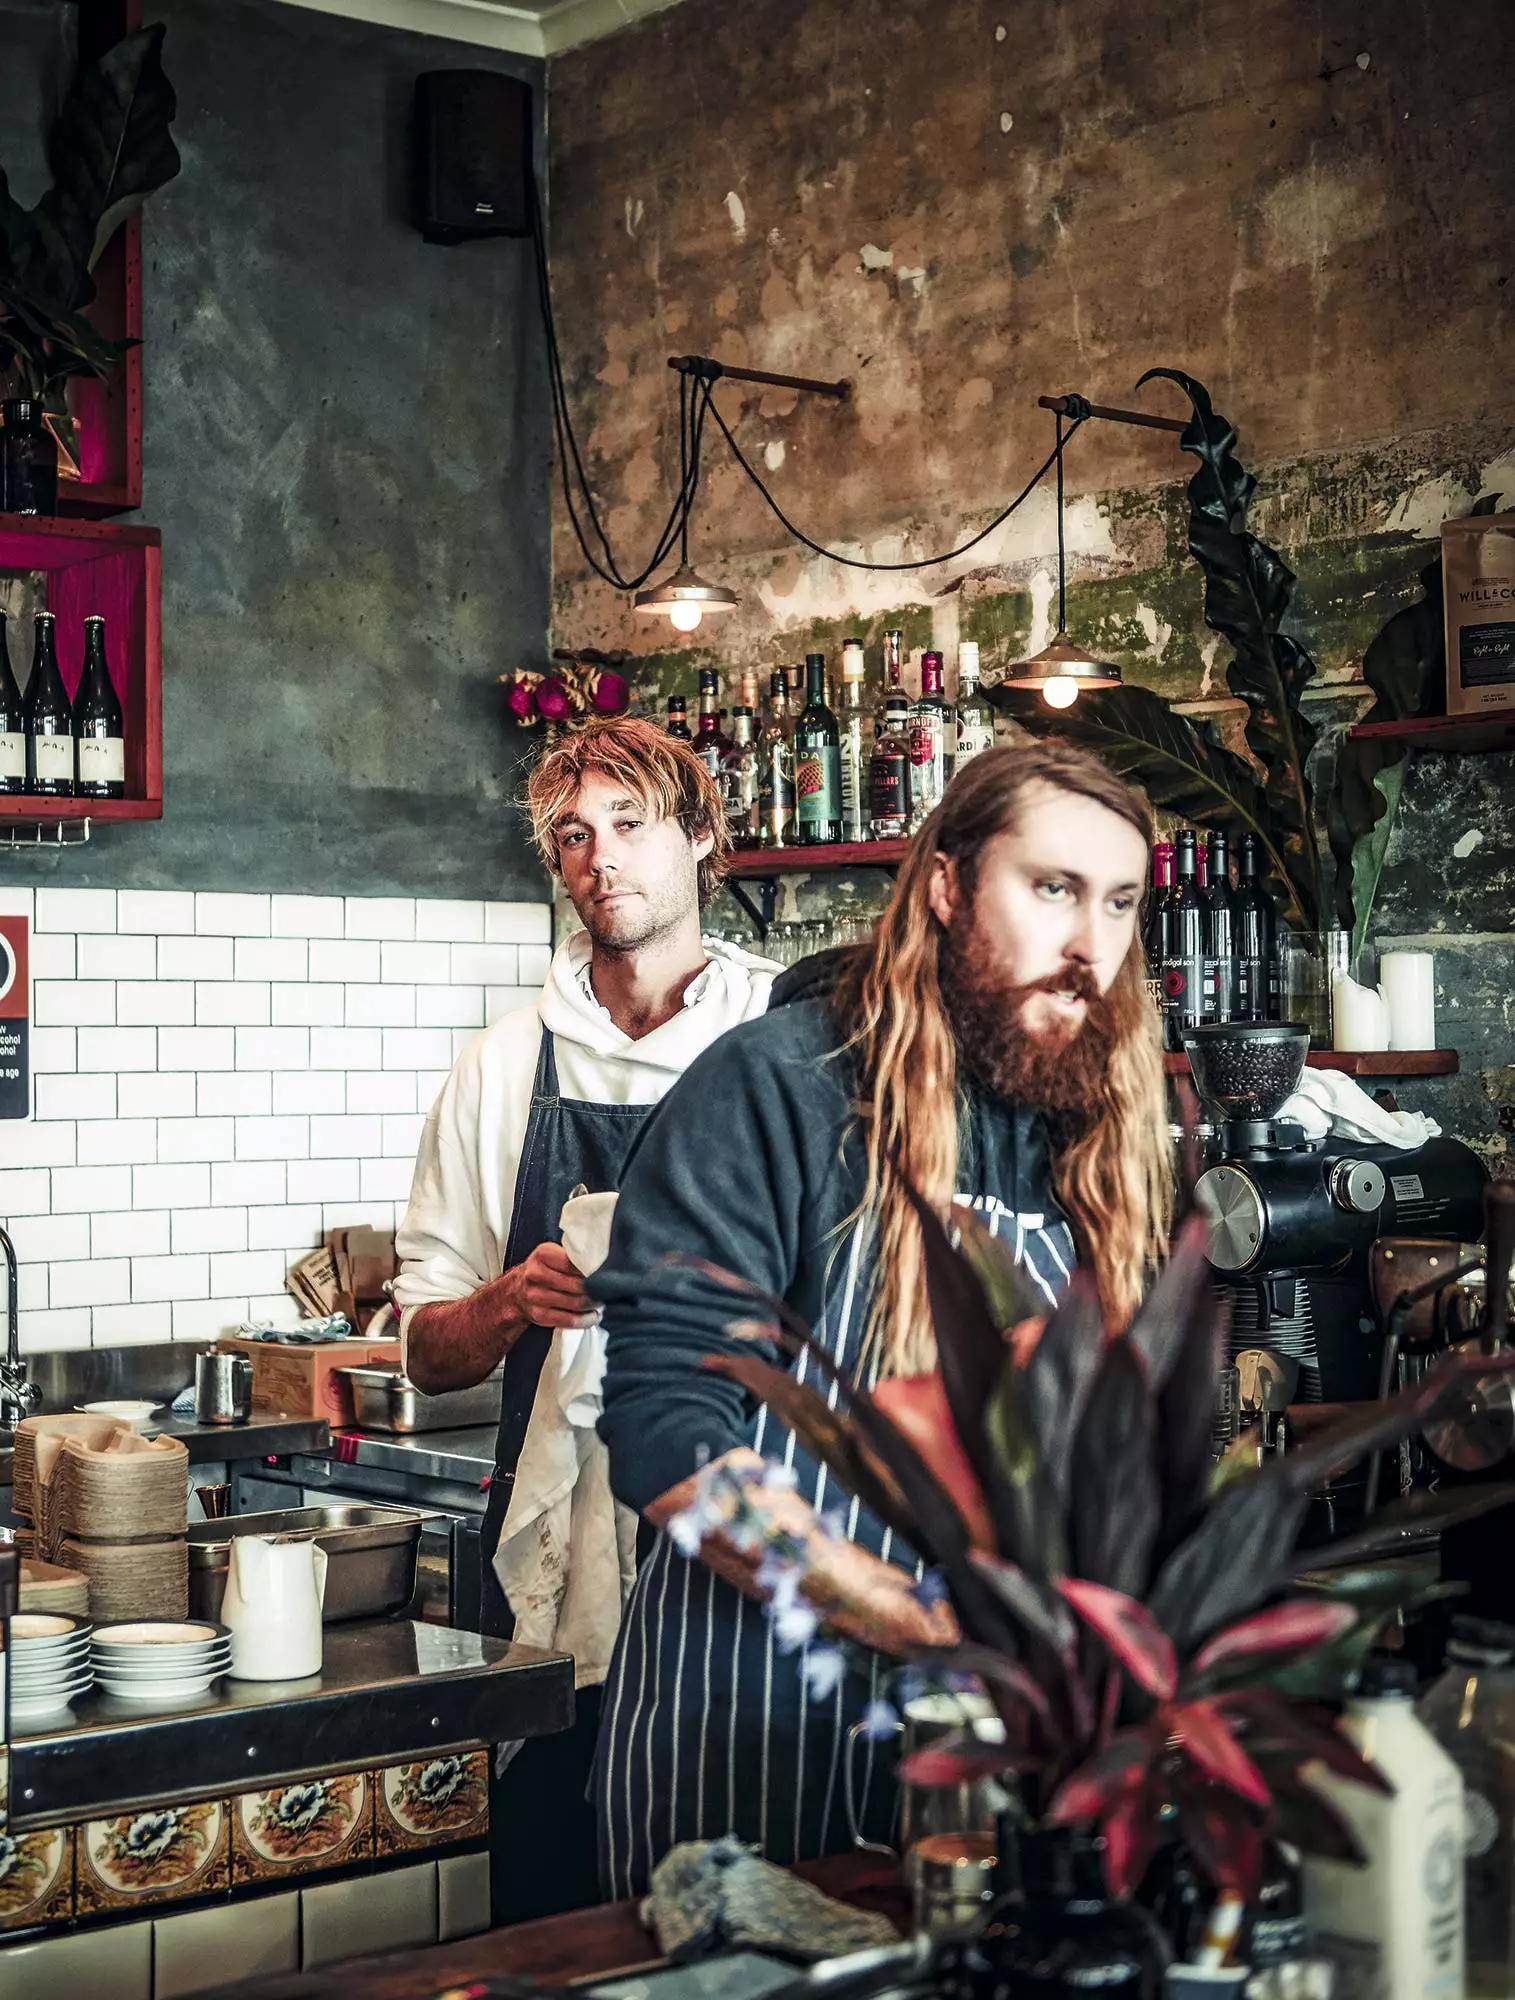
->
[223,1535,327,1681]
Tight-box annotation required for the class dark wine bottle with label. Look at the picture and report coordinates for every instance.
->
[73,615,125,800]
[0,611,25,795]
[794,652,842,844]
[1235,832,1277,1022]
[23,611,74,797]
[1201,827,1236,1022]
[1161,828,1205,1050]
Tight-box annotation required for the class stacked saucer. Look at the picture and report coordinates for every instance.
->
[10,1611,94,1722]
[91,1619,232,1700]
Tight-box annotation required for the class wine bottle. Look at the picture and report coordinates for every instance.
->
[73,615,125,801]
[721,705,761,847]
[955,642,993,771]
[0,611,24,795]
[693,667,730,780]
[23,611,73,797]
[758,668,795,848]
[794,652,842,845]
[1235,832,1276,1023]
[665,694,691,741]
[1161,829,1204,1051]
[907,651,953,828]
[1143,842,1174,984]
[837,638,869,842]
[1201,827,1235,1023]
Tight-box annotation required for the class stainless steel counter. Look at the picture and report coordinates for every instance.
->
[332,1424,497,1486]
[154,1409,331,1463]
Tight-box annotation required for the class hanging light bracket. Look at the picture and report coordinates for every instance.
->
[668,355,851,402]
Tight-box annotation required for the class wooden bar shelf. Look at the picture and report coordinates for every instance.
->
[1164,1050,1458,1077]
[1348,712,1515,754]
[726,839,912,876]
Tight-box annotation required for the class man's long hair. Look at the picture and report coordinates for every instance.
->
[834,741,1171,1377]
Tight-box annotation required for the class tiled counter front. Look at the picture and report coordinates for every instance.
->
[0,888,549,1353]
[0,1750,489,1936]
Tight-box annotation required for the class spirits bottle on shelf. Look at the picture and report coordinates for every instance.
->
[0,611,24,796]
[1143,841,1174,1007]
[665,694,692,740]
[693,667,730,780]
[869,685,911,838]
[722,705,761,847]
[794,652,842,845]
[955,641,992,771]
[879,630,905,733]
[1235,831,1277,1022]
[1201,827,1235,1024]
[758,668,795,848]
[906,650,953,828]
[837,638,869,843]
[73,615,125,802]
[1160,828,1204,1050]
[23,611,73,798]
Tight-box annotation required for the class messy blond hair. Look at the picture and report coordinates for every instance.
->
[835,742,1171,1376]
[524,715,733,907]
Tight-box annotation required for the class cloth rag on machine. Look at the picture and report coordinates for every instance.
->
[1278,1066,1442,1150]
[643,1838,899,1963]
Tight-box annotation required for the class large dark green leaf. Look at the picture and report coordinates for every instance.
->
[1068,1339,1160,1596]
[988,680,1306,928]
[908,1187,1009,1496]
[950,1203,1049,1334]
[1137,367,1324,932]
[1146,1471,1309,1654]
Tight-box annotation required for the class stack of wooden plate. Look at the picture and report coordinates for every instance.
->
[9,1611,94,1724]
[91,1620,233,1700]
[18,1560,91,1619]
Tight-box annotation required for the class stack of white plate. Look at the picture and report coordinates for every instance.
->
[10,1611,94,1721]
[91,1620,233,1701]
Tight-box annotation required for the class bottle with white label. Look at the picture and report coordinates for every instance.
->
[1418,1616,1515,1996]
[837,638,869,842]
[1302,1655,1465,2000]
[23,611,73,798]
[955,641,993,770]
[73,615,125,801]
[0,611,25,795]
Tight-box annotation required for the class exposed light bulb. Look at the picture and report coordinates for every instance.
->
[1042,675,1080,709]
[668,600,704,633]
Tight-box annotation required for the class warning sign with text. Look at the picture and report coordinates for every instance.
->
[0,915,29,1121]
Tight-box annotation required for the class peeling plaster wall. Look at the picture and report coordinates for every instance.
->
[546,0,1515,1149]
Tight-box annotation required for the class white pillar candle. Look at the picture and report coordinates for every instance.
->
[1331,973,1390,1052]
[1380,951,1436,1051]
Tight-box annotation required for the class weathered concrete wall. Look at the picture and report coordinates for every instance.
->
[547,0,1515,1151]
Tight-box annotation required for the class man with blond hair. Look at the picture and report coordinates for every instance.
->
[395,716,777,1918]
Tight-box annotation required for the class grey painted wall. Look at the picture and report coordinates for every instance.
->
[0,0,551,898]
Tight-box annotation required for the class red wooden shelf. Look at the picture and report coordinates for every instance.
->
[0,513,162,824]
[1164,1050,1458,1077]
[1348,712,1515,754]
[727,839,912,876]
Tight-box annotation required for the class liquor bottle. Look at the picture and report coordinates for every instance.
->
[722,705,761,847]
[869,683,912,838]
[1160,829,1204,1051]
[665,694,692,740]
[907,650,953,828]
[693,667,730,781]
[1235,832,1277,1023]
[758,669,796,848]
[837,638,869,843]
[1143,842,1174,985]
[23,610,73,797]
[1201,828,1235,1024]
[794,652,842,845]
[955,641,993,771]
[0,612,24,795]
[73,615,125,801]
[880,630,904,729]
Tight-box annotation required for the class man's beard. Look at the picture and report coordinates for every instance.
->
[576,875,691,955]
[938,910,1116,1122]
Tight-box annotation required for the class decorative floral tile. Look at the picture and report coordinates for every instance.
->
[0,1825,73,1930]
[231,1772,373,1884]
[374,1750,489,1854]
[76,1800,228,1915]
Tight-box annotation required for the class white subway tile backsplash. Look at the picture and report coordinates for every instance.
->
[381,941,453,986]
[1,1121,76,1168]
[132,1253,210,1303]
[158,935,233,981]
[94,1208,170,1260]
[485,987,536,1025]
[246,1204,323,1251]
[321,1201,389,1230]
[451,943,518,986]
[244,1290,301,1325]
[485,902,551,944]
[271,893,345,939]
[272,984,344,1027]
[416,1069,450,1110]
[172,1206,248,1254]
[210,1249,286,1294]
[156,1118,235,1164]
[415,899,484,943]
[197,982,271,1028]
[416,985,483,1029]
[120,1072,196,1119]
[36,888,116,933]
[28,932,75,979]
[35,980,115,1027]
[235,1115,308,1161]
[95,1301,170,1344]
[361,1157,415,1203]
[0,887,32,921]
[117,889,195,935]
[78,1027,157,1073]
[381,1114,426,1158]
[50,1258,131,1309]
[117,980,196,1027]
[197,1072,272,1118]
[345,983,415,1029]
[346,1071,416,1115]
[383,1028,454,1070]
[77,1118,157,1167]
[212,1160,286,1207]
[17,1261,47,1309]
[19,1306,91,1353]
[134,1162,211,1210]
[308,939,380,984]
[173,1297,250,1341]
[34,1072,106,1121]
[287,1158,360,1204]
[519,945,551,984]
[78,933,157,981]
[30,1026,76,1073]
[272,1069,345,1116]
[310,1115,381,1159]
[310,1027,382,1071]
[196,892,270,937]
[235,937,308,983]
[237,1026,310,1072]
[159,1026,236,1072]
[346,896,414,941]
[52,1164,133,1213]
[10,1214,89,1261]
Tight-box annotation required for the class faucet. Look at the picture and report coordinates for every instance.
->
[0,1226,41,1430]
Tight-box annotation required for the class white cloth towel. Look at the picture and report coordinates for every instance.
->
[1278,1066,1441,1150]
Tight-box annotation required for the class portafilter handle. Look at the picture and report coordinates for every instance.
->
[1482,1183,1515,1357]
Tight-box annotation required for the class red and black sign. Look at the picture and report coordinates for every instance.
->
[0,915,28,1121]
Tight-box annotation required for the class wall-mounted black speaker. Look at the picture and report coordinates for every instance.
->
[414,70,533,244]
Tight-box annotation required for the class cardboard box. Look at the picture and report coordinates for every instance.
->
[1444,510,1515,715]
[215,1337,400,1424]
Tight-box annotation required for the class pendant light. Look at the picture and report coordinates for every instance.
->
[633,369,738,632]
[1003,410,1122,707]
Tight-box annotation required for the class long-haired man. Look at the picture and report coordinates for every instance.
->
[589,741,1171,1895]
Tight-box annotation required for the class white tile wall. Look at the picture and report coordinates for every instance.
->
[0,889,551,1352]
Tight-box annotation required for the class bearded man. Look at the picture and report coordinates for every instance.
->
[588,742,1172,1896]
